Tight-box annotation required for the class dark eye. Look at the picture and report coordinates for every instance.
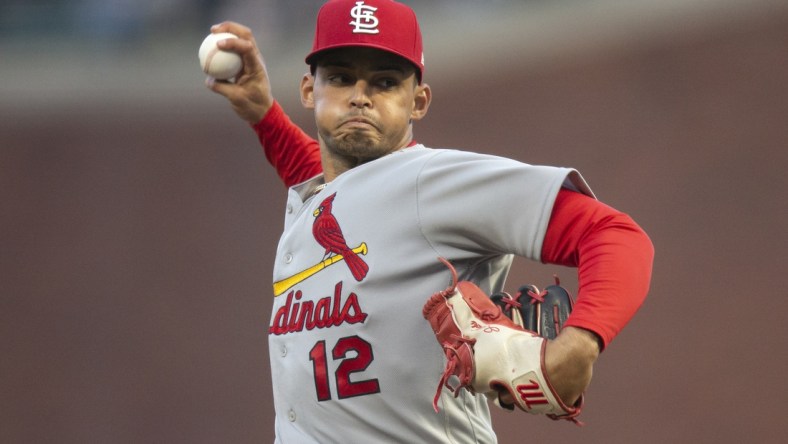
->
[377,78,398,89]
[327,73,351,85]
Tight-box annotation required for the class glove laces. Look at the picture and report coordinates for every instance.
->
[432,334,476,412]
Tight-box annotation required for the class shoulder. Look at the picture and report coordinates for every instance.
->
[412,146,572,183]
[417,146,595,198]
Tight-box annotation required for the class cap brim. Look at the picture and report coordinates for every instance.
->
[305,43,423,80]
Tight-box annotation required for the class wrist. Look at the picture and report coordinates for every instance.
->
[251,100,280,129]
[545,327,599,406]
[558,327,601,362]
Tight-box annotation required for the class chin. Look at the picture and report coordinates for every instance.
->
[333,135,381,155]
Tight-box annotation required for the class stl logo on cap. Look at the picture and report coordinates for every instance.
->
[350,1,380,34]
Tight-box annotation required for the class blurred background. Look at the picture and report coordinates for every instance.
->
[2,0,787,443]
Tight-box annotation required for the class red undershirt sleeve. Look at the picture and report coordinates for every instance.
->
[541,188,654,350]
[251,101,322,188]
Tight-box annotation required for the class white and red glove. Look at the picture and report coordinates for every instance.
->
[422,258,583,423]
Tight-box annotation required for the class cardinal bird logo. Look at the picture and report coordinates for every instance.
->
[312,193,369,281]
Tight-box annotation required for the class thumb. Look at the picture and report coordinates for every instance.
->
[205,76,233,98]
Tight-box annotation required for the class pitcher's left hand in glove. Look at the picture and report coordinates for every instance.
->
[422,258,583,423]
[490,277,574,340]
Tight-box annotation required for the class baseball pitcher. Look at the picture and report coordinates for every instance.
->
[206,1,654,442]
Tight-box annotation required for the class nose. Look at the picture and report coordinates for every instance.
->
[349,81,372,109]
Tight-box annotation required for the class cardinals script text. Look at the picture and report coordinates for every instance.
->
[270,282,368,335]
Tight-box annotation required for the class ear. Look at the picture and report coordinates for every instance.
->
[300,73,315,109]
[410,82,432,122]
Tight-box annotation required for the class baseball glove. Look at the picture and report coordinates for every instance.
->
[422,258,582,423]
[489,277,574,340]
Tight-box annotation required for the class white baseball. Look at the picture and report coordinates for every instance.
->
[198,32,243,80]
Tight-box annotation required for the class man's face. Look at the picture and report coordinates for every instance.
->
[301,47,430,164]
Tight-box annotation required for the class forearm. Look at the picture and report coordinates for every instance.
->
[204,22,323,188]
[539,188,653,405]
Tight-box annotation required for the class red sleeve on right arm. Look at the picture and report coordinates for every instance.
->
[252,101,322,188]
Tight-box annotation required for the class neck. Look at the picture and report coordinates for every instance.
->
[319,146,357,183]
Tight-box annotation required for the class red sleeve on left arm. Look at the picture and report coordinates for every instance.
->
[541,188,654,349]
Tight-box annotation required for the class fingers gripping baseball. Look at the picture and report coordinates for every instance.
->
[204,22,274,124]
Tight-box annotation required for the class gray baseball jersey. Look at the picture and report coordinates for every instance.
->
[269,145,591,443]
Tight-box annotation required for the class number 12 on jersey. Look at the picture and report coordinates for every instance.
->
[309,335,381,401]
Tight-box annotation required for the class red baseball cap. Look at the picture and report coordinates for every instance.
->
[305,0,425,81]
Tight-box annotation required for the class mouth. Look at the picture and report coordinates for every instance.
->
[341,116,377,130]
